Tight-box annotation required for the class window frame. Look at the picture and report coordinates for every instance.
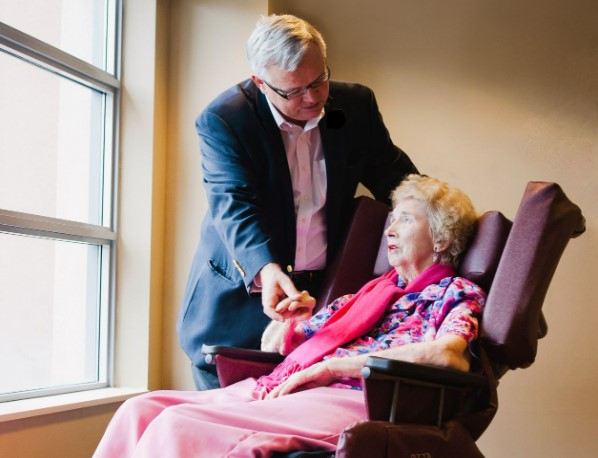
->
[0,1,122,402]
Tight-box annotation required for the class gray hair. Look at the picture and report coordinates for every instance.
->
[247,14,327,78]
[391,174,479,268]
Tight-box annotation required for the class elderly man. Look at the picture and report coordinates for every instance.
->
[177,13,418,390]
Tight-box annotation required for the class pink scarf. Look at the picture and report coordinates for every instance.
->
[255,263,455,392]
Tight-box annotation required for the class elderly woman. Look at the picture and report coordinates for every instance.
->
[93,175,484,458]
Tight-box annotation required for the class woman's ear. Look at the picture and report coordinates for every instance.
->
[434,239,450,253]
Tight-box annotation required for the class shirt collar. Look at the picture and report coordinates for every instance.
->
[266,96,324,133]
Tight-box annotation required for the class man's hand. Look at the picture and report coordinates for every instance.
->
[260,263,304,321]
[274,290,316,319]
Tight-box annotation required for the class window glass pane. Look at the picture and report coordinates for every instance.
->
[0,51,105,226]
[0,233,103,395]
[0,0,108,70]
[0,0,118,402]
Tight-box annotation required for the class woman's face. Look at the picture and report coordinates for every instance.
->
[385,198,435,280]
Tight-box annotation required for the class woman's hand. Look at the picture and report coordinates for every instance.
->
[265,360,336,399]
[265,356,367,399]
[274,290,316,321]
[260,291,314,354]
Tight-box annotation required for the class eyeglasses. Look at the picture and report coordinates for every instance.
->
[263,67,331,100]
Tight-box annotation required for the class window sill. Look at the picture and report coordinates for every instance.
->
[0,387,147,422]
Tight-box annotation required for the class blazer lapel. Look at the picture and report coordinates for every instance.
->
[320,107,347,263]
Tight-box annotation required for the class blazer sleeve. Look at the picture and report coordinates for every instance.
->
[196,108,282,287]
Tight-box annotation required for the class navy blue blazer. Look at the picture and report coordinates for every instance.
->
[177,79,418,369]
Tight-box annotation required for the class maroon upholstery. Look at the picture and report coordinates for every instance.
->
[343,181,585,456]
[215,354,278,388]
[318,198,513,311]
[201,183,586,457]
[458,211,512,293]
[202,345,283,388]
[336,420,485,458]
[481,182,585,370]
[316,196,391,311]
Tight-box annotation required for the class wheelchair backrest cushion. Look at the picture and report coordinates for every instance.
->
[481,182,585,369]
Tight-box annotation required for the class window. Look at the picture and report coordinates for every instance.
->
[0,0,121,402]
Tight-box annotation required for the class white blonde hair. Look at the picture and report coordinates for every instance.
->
[391,174,479,267]
[247,14,327,77]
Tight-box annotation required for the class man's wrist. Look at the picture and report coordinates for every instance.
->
[260,262,283,276]
[251,262,282,293]
[250,272,263,293]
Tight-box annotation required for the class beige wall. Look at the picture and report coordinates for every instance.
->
[164,0,598,456]
[266,1,598,456]
[2,0,596,456]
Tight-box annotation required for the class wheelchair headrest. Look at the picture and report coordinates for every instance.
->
[458,211,512,293]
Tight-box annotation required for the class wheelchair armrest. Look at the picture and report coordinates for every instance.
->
[200,344,285,387]
[361,356,488,426]
[361,356,488,389]
[201,344,285,365]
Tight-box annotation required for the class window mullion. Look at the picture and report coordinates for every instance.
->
[0,209,115,244]
[0,21,119,93]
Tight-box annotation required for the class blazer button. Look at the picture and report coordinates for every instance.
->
[232,259,246,277]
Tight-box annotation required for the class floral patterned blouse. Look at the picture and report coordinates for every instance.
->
[301,275,486,389]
